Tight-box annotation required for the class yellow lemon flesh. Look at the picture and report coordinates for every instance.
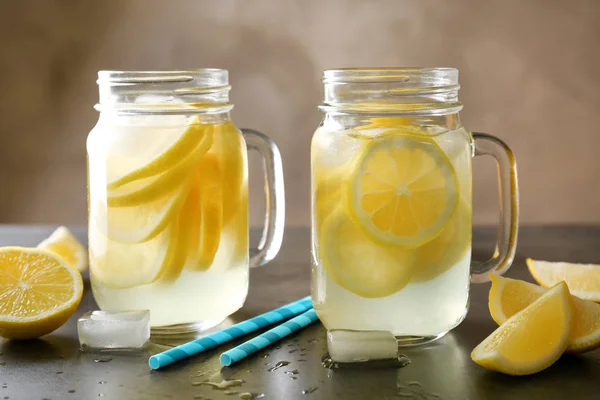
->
[319,207,415,298]
[489,274,600,353]
[0,247,83,339]
[471,282,571,376]
[347,134,458,248]
[527,258,600,302]
[37,226,88,273]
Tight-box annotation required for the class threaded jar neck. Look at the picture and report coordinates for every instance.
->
[320,68,462,116]
[95,69,233,115]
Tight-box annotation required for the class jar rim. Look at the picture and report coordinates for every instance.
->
[95,69,233,115]
[320,67,462,116]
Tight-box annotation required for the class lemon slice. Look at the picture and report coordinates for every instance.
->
[100,178,191,244]
[526,258,600,302]
[347,134,458,247]
[489,275,600,353]
[107,116,208,189]
[319,207,415,298]
[37,226,88,273]
[89,226,177,289]
[411,198,471,282]
[107,124,213,207]
[194,155,223,270]
[471,282,571,375]
[0,247,83,339]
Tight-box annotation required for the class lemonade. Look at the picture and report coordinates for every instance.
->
[311,119,473,341]
[88,114,249,330]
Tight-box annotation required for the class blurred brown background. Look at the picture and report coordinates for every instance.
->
[1,0,599,227]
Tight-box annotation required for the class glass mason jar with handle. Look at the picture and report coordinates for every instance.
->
[311,68,518,345]
[87,69,285,334]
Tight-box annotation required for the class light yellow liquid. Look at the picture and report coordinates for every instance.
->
[87,115,248,329]
[311,121,472,339]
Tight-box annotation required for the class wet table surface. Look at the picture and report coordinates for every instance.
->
[1,225,600,400]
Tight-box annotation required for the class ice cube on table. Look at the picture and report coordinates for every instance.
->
[77,310,150,352]
[327,330,399,363]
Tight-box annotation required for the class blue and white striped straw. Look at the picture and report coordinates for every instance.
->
[149,296,312,370]
[220,309,319,367]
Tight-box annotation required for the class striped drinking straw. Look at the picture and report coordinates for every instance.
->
[220,309,319,366]
[149,296,313,370]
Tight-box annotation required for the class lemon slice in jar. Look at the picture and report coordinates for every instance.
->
[346,132,459,248]
[106,116,209,189]
[107,123,214,208]
[319,206,415,298]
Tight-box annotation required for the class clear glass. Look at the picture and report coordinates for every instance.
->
[87,70,285,334]
[311,68,518,345]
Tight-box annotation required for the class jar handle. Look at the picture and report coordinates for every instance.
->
[470,132,519,283]
[241,129,286,268]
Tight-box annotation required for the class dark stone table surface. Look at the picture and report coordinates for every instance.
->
[1,225,599,400]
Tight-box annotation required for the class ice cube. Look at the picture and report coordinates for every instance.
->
[78,310,150,352]
[327,330,398,363]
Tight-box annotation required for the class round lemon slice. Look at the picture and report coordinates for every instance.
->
[347,134,459,247]
[0,247,83,339]
[319,207,415,298]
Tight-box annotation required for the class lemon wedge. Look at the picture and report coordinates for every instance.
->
[347,133,458,248]
[319,207,415,298]
[526,258,600,302]
[489,274,600,353]
[37,226,88,273]
[0,247,83,339]
[471,282,572,375]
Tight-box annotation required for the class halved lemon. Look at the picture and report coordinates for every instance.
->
[347,134,459,248]
[489,274,600,353]
[0,247,83,339]
[107,124,213,207]
[107,116,208,189]
[526,258,600,302]
[319,207,415,298]
[37,226,88,273]
[471,282,572,375]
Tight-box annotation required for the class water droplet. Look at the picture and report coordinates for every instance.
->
[93,356,112,363]
[192,379,244,390]
[98,394,105,397]
[274,345,281,350]
[98,381,107,384]
[284,369,300,375]
[264,362,269,366]
[299,353,307,357]
[223,390,237,396]
[3,396,8,399]
[297,359,307,362]
[321,352,410,370]
[1,385,6,389]
[261,354,269,359]
[288,349,298,354]
[300,348,308,352]
[56,371,63,375]
[267,361,290,372]
[238,394,264,400]
[301,387,318,394]
[68,390,76,394]
[290,376,298,380]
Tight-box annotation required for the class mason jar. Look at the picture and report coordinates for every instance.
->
[87,69,285,334]
[311,68,518,345]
